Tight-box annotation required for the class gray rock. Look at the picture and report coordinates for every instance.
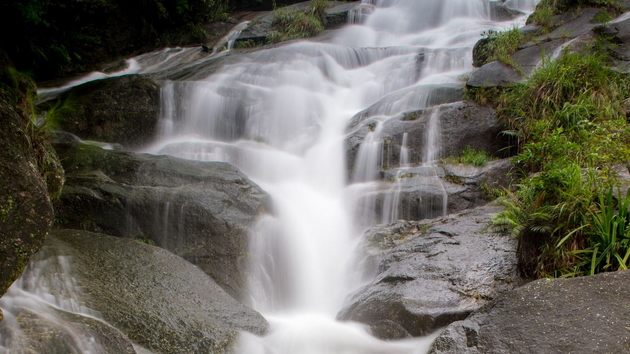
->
[534,8,600,42]
[325,2,360,29]
[0,65,55,300]
[2,307,136,354]
[46,75,160,149]
[467,61,522,88]
[355,159,513,224]
[472,37,490,68]
[597,15,630,63]
[346,101,508,180]
[486,1,526,22]
[337,205,521,338]
[512,38,566,75]
[429,270,630,354]
[52,142,270,300]
[40,229,268,354]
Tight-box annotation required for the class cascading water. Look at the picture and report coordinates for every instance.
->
[3,1,540,353]
[144,0,536,353]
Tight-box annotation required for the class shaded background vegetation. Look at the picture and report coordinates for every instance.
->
[0,0,306,81]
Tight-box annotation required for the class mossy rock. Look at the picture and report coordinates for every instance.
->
[0,58,55,299]
[47,75,160,149]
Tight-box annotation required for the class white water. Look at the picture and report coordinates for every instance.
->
[7,1,539,353]
[144,0,535,353]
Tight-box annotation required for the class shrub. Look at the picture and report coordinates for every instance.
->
[493,48,630,278]
[482,27,524,67]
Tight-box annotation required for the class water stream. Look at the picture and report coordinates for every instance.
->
[2,0,538,353]
[146,0,536,352]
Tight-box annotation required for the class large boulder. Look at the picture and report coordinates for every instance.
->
[337,205,521,339]
[429,270,630,354]
[0,306,136,354]
[346,101,508,180]
[48,75,160,149]
[10,229,268,354]
[53,141,270,300]
[0,61,57,305]
[466,61,522,88]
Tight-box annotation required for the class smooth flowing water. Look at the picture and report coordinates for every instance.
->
[2,0,538,353]
[145,0,536,352]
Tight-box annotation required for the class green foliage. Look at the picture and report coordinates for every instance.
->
[444,146,493,167]
[0,0,230,80]
[493,49,630,278]
[482,27,524,67]
[580,187,630,274]
[528,0,622,31]
[134,237,155,245]
[267,0,327,43]
[593,9,613,24]
[527,0,554,29]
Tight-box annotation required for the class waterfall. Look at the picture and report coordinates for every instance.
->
[143,0,531,352]
[6,1,538,353]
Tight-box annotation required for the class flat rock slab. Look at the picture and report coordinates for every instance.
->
[430,270,630,354]
[534,8,600,42]
[337,205,521,339]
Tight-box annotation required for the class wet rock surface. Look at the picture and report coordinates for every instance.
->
[47,75,160,149]
[355,159,513,223]
[337,205,521,339]
[4,307,137,354]
[39,229,268,354]
[346,101,508,180]
[429,270,630,354]
[53,141,270,300]
[0,63,55,299]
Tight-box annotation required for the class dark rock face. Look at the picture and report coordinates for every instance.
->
[467,61,522,88]
[50,75,160,149]
[0,65,55,301]
[597,15,630,69]
[346,101,508,180]
[53,142,270,300]
[429,270,630,354]
[355,159,513,224]
[486,1,525,21]
[324,2,360,29]
[472,37,490,68]
[42,229,268,354]
[4,307,136,354]
[337,205,521,339]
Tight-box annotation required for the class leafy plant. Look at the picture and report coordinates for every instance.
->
[577,187,630,275]
[492,47,630,278]
[482,27,524,67]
